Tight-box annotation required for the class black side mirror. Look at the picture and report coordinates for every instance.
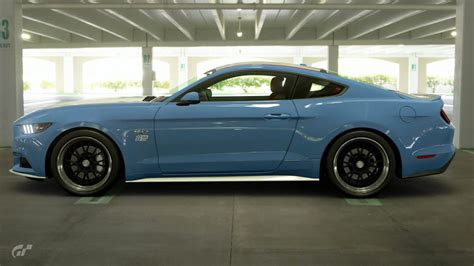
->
[177,92,200,106]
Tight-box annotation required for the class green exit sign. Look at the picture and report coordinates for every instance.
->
[0,17,11,49]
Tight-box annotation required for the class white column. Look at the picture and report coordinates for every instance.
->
[454,0,474,148]
[293,47,303,65]
[408,54,419,94]
[178,48,188,85]
[63,54,74,94]
[142,47,153,96]
[327,45,339,73]
[0,0,23,147]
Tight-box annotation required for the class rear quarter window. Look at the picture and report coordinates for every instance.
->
[293,76,346,99]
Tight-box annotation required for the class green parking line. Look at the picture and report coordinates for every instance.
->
[345,198,383,206]
[75,182,124,205]
[462,149,474,155]
[75,195,115,205]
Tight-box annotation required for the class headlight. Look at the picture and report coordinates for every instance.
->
[21,123,52,134]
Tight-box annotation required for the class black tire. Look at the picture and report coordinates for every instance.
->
[325,131,396,197]
[50,129,121,196]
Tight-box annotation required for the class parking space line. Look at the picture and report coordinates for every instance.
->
[75,195,115,205]
[75,182,124,205]
[345,198,383,206]
[462,149,474,155]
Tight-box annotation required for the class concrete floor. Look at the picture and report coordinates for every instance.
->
[0,148,473,266]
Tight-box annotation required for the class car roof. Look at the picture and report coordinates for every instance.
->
[204,62,335,76]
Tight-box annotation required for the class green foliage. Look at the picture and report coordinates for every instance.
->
[40,80,55,90]
[23,81,31,91]
[153,80,170,89]
[348,74,397,88]
[211,77,270,93]
[95,81,128,92]
[127,80,142,88]
[426,75,453,93]
[91,80,171,91]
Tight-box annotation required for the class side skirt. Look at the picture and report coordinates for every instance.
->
[126,175,319,183]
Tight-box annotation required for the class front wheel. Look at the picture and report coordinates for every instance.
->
[50,129,121,196]
[326,131,396,197]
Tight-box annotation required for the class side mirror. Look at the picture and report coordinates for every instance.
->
[177,92,200,106]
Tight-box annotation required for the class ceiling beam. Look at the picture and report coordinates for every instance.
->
[144,10,194,41]
[212,10,225,40]
[23,37,455,50]
[208,0,225,40]
[23,18,70,42]
[255,9,266,40]
[286,10,335,40]
[379,11,456,39]
[347,10,423,39]
[105,9,164,41]
[51,9,133,41]
[23,10,101,41]
[410,18,456,39]
[22,3,457,11]
[316,10,372,39]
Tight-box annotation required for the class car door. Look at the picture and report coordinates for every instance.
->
[155,71,299,174]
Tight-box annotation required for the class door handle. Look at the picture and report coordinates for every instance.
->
[264,113,291,119]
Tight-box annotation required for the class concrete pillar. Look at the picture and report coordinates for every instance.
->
[55,57,64,93]
[0,0,23,146]
[418,59,428,94]
[408,54,419,94]
[454,0,474,148]
[142,47,153,96]
[63,55,74,94]
[73,57,84,94]
[327,45,339,73]
[398,58,409,93]
[178,48,188,85]
[293,47,303,65]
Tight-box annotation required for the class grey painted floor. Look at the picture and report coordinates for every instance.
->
[0,149,473,266]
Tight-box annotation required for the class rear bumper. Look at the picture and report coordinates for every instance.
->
[403,147,455,178]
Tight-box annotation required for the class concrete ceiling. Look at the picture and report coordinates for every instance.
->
[21,0,457,48]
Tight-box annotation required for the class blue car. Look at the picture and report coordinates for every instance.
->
[11,62,455,197]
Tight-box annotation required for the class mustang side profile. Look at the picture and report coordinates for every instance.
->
[11,62,455,197]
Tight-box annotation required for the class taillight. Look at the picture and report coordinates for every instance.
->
[440,109,451,124]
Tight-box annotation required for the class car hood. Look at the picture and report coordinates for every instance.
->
[15,97,164,124]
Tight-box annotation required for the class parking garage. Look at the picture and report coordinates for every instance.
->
[0,1,473,265]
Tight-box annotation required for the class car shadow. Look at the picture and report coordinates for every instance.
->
[11,176,456,199]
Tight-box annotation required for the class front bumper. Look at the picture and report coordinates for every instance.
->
[9,168,47,180]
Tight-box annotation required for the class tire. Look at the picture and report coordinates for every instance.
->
[50,129,121,196]
[325,131,396,197]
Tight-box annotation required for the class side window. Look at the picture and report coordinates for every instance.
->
[293,76,345,99]
[198,73,296,101]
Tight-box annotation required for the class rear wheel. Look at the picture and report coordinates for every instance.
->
[50,129,121,196]
[326,131,396,197]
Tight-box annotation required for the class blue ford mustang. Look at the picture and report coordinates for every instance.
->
[11,63,455,197]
